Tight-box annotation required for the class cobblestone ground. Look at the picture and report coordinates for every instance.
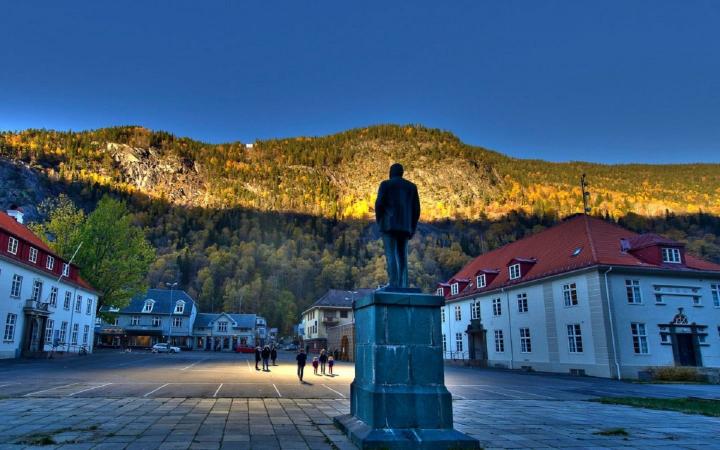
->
[0,397,718,449]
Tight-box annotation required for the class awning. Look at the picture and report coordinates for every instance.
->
[125,329,164,337]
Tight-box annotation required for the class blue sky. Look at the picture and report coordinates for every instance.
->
[1,1,719,163]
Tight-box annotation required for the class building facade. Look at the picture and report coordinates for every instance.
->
[98,288,197,349]
[438,215,720,379]
[300,289,372,354]
[0,209,98,359]
[192,313,261,350]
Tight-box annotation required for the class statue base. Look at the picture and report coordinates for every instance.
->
[334,290,479,450]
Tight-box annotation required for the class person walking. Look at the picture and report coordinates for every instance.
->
[296,348,307,382]
[328,355,334,376]
[261,345,271,371]
[254,346,261,371]
[270,346,278,366]
[319,349,328,375]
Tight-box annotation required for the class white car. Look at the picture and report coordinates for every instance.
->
[152,343,181,353]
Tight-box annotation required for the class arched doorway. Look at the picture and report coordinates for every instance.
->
[340,335,350,361]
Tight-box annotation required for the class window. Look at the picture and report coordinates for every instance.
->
[29,247,38,263]
[471,300,481,320]
[45,319,54,344]
[625,280,642,304]
[152,316,161,327]
[509,264,521,280]
[10,274,22,298]
[218,321,228,332]
[75,295,82,313]
[450,283,459,295]
[112,317,119,326]
[494,330,505,352]
[59,322,68,343]
[712,284,720,307]
[46,255,55,270]
[520,328,532,353]
[436,288,444,296]
[441,307,445,323]
[49,287,58,307]
[131,315,140,326]
[142,300,154,313]
[174,301,185,314]
[455,332,463,352]
[630,323,648,354]
[476,274,486,288]
[83,325,89,345]
[64,291,72,310]
[662,247,681,264]
[7,236,18,255]
[172,317,183,328]
[454,305,462,321]
[492,298,502,316]
[62,263,70,277]
[86,298,93,315]
[442,334,447,352]
[71,323,79,345]
[563,283,578,307]
[517,293,528,313]
[340,310,348,318]
[31,279,43,302]
[567,324,583,353]
[3,314,17,341]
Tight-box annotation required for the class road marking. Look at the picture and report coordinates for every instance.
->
[468,386,523,399]
[499,387,555,399]
[24,382,80,397]
[213,384,223,398]
[143,383,169,397]
[67,383,112,396]
[272,383,282,398]
[180,358,207,371]
[322,384,345,398]
[246,360,252,371]
[453,394,467,400]
[0,384,11,388]
[111,357,156,368]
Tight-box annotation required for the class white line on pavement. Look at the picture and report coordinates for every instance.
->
[322,384,345,398]
[180,358,208,371]
[0,384,11,388]
[272,383,282,398]
[468,386,523,399]
[213,384,223,398]
[23,382,80,397]
[67,383,112,396]
[499,387,555,399]
[143,383,169,397]
[245,360,252,371]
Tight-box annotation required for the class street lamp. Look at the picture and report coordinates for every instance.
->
[166,282,178,345]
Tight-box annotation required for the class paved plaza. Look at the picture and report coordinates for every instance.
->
[0,350,718,449]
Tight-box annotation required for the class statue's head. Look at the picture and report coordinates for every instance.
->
[389,163,404,178]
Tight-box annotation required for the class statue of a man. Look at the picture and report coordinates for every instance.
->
[375,163,420,288]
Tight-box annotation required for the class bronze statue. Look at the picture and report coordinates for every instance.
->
[375,163,420,288]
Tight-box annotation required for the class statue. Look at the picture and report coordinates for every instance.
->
[375,163,420,288]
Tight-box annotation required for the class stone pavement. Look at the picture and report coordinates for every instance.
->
[0,397,718,449]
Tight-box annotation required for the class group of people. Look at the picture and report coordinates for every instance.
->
[254,345,278,371]
[295,348,334,382]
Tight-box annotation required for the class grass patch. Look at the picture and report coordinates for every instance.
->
[15,433,57,446]
[593,397,720,417]
[593,427,629,436]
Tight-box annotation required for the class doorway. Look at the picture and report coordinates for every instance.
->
[674,333,698,366]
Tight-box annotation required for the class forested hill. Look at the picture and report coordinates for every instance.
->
[1,125,719,220]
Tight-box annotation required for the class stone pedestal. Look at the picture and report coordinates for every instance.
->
[334,290,479,449]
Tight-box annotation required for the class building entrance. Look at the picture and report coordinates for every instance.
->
[675,333,698,367]
[466,319,487,366]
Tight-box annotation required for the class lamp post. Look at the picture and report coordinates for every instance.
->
[166,282,178,345]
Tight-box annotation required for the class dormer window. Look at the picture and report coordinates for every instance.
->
[62,263,70,277]
[7,237,18,255]
[450,283,459,295]
[29,247,38,263]
[662,247,681,264]
[142,299,155,313]
[218,322,228,332]
[509,264,521,280]
[46,255,55,270]
[174,300,185,314]
[476,274,486,288]
[436,288,444,296]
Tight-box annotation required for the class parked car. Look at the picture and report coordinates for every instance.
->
[152,343,181,353]
[284,344,298,351]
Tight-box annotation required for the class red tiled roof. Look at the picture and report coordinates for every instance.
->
[0,211,98,293]
[442,215,720,302]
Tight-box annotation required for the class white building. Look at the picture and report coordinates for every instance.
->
[0,209,98,358]
[300,289,373,353]
[437,215,720,379]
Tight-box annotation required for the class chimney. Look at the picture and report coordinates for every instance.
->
[6,204,24,224]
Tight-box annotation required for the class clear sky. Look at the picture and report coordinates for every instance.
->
[1,1,719,163]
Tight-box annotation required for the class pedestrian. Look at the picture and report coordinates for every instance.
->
[254,346,261,371]
[328,355,334,375]
[261,345,271,371]
[296,348,307,382]
[319,349,328,375]
[312,357,319,375]
[270,346,277,366]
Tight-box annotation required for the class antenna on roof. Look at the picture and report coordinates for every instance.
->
[580,174,591,214]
